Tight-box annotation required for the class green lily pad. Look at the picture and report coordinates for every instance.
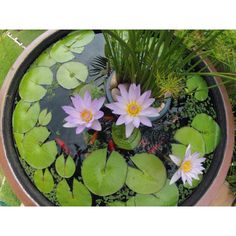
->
[24,67,53,84]
[171,143,186,160]
[23,127,57,169]
[34,169,54,193]
[34,51,56,67]
[107,201,126,206]
[112,124,141,150]
[14,133,26,159]
[126,153,167,194]
[55,154,76,178]
[13,100,40,133]
[81,149,127,196]
[186,75,208,101]
[173,127,205,157]
[56,179,92,206]
[57,61,88,89]
[184,174,203,189]
[191,113,221,154]
[38,109,52,126]
[50,40,75,63]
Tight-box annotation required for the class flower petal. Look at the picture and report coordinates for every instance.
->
[91,120,102,131]
[94,110,104,119]
[170,170,181,185]
[63,122,78,128]
[62,106,80,117]
[92,97,105,111]
[185,144,192,160]
[76,125,85,134]
[118,84,129,98]
[140,107,159,117]
[125,123,135,138]
[116,115,126,125]
[139,116,152,127]
[133,117,140,128]
[83,91,92,107]
[71,95,84,111]
[169,154,181,166]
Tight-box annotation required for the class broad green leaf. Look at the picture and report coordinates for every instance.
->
[50,40,74,63]
[34,169,54,193]
[23,127,57,169]
[112,124,141,150]
[13,100,40,133]
[107,201,126,206]
[126,153,167,194]
[38,109,52,126]
[173,127,205,157]
[14,132,26,159]
[57,61,88,89]
[81,149,127,196]
[184,174,203,189]
[186,75,208,101]
[171,143,186,160]
[33,51,56,67]
[56,179,92,206]
[191,113,221,154]
[55,154,76,178]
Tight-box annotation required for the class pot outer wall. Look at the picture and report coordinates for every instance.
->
[0,30,234,206]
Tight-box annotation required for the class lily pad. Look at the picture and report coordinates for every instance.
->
[56,179,92,206]
[107,201,126,206]
[23,127,57,169]
[171,143,186,160]
[112,124,141,150]
[55,154,76,178]
[186,75,208,101]
[38,109,52,126]
[14,132,26,159]
[50,40,75,63]
[57,61,88,89]
[13,100,40,133]
[34,169,54,193]
[81,149,127,196]
[126,153,167,194]
[34,51,56,67]
[191,113,221,154]
[173,127,205,157]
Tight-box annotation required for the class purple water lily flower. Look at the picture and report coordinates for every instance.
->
[62,91,105,134]
[106,83,159,138]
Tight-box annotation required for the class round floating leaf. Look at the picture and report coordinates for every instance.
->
[174,127,205,157]
[191,113,221,154]
[14,132,26,159]
[38,109,52,126]
[81,149,127,196]
[50,40,74,63]
[33,51,56,67]
[56,179,92,206]
[184,174,203,189]
[171,143,186,160]
[107,201,126,206]
[63,30,95,48]
[126,153,167,194]
[55,154,76,178]
[13,100,40,133]
[34,169,54,193]
[57,61,88,89]
[25,67,53,85]
[112,124,141,150]
[23,127,57,169]
[186,75,208,101]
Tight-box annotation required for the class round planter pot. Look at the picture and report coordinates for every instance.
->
[105,71,172,121]
[0,30,235,206]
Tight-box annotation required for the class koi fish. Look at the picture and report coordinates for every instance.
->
[108,139,115,152]
[55,137,70,155]
[103,115,115,121]
[148,142,162,154]
[89,131,99,145]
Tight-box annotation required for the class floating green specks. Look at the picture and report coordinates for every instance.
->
[186,75,208,101]
[55,154,76,178]
[50,40,75,63]
[33,50,56,67]
[23,127,57,169]
[126,153,167,194]
[191,113,221,154]
[57,61,88,89]
[56,179,92,206]
[173,127,205,157]
[81,149,127,196]
[34,169,54,193]
[112,124,141,150]
[19,67,53,102]
[13,100,40,133]
[38,109,52,126]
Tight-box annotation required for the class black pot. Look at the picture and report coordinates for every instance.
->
[0,30,234,206]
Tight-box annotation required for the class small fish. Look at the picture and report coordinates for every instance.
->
[148,142,162,154]
[89,131,99,145]
[55,137,70,155]
[103,115,115,121]
[108,139,115,152]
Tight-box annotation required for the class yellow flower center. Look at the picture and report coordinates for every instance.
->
[126,101,142,117]
[81,109,93,122]
[181,160,192,173]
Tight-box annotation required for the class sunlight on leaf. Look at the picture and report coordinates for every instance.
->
[34,169,54,193]
[38,109,52,126]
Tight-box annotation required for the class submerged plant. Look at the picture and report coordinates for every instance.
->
[62,91,105,134]
[106,83,158,138]
[170,145,206,186]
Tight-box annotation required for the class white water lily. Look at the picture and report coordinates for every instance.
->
[169,145,206,186]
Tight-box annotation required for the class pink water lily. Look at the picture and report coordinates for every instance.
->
[106,83,159,138]
[62,91,105,134]
[169,145,206,186]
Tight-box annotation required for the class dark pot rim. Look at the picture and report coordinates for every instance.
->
[0,30,234,206]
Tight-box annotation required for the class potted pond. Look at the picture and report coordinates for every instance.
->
[0,30,234,206]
